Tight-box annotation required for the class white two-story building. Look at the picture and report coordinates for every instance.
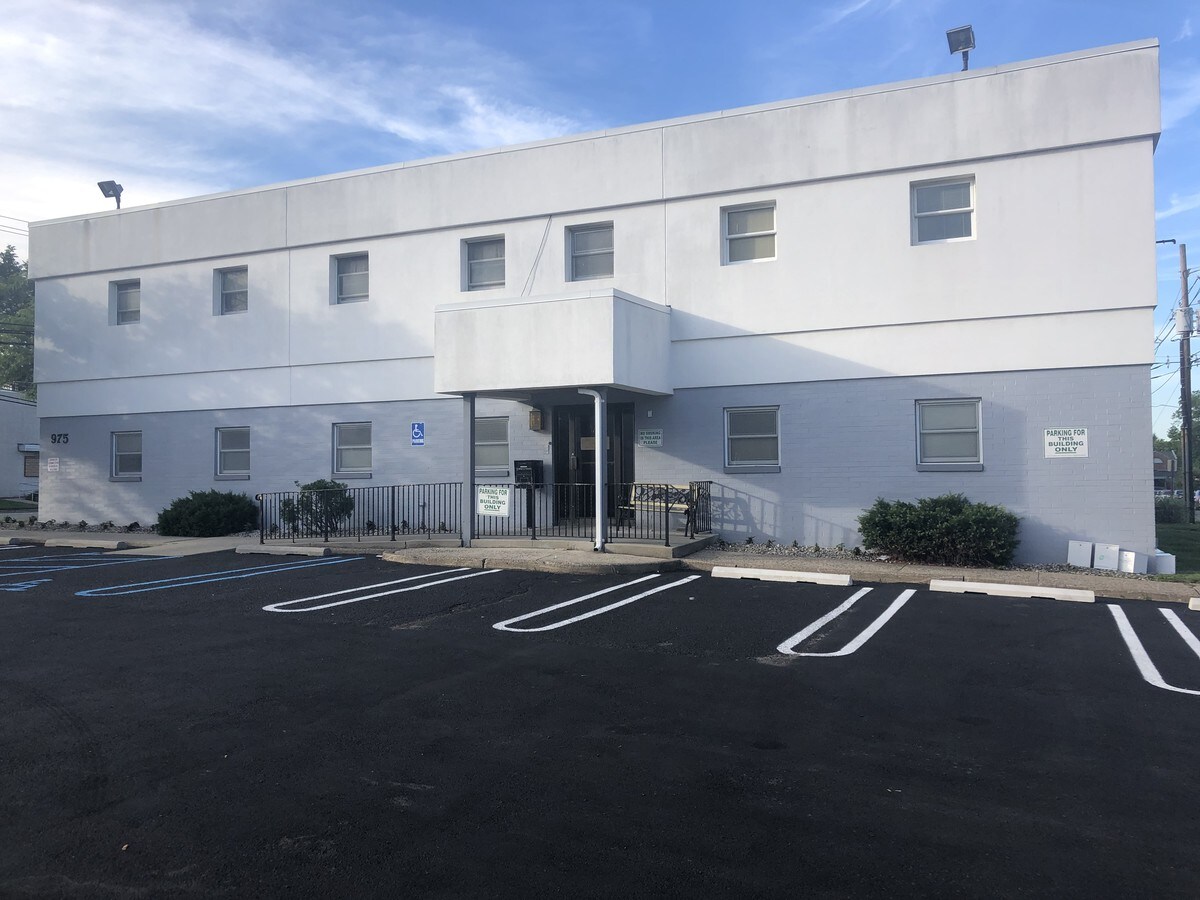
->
[29,39,1159,562]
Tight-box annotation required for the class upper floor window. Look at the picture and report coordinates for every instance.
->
[111,431,142,478]
[216,427,250,476]
[916,399,981,467]
[723,203,776,264]
[569,223,614,281]
[465,237,505,291]
[474,416,510,475]
[725,407,780,467]
[111,280,140,325]
[333,422,372,475]
[217,267,248,315]
[335,254,369,304]
[911,178,974,244]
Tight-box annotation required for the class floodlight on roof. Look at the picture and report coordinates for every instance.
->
[97,180,124,209]
[946,25,975,71]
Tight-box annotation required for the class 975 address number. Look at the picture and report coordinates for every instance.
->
[50,433,69,444]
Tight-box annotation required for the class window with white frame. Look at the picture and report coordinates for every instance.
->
[911,178,974,244]
[218,267,248,315]
[465,237,505,291]
[333,422,372,474]
[723,204,776,264]
[216,427,250,476]
[111,431,142,478]
[725,407,780,467]
[474,417,509,474]
[916,399,981,465]
[569,223,613,280]
[112,280,141,324]
[335,254,369,304]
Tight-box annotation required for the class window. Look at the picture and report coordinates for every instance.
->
[916,399,981,466]
[111,431,142,478]
[333,422,372,474]
[335,254,369,304]
[218,267,248,315]
[465,237,505,291]
[112,280,140,324]
[22,454,37,479]
[216,427,250,476]
[723,204,775,264]
[569,224,613,280]
[912,178,974,244]
[725,407,779,467]
[475,417,509,474]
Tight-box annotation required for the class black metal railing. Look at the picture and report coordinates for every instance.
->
[257,480,712,546]
[258,483,462,543]
[474,481,713,547]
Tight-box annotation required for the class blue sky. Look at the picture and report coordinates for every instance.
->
[2,0,1198,434]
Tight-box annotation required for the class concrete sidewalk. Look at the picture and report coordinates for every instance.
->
[1,529,1195,603]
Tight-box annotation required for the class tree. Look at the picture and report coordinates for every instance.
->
[0,246,34,397]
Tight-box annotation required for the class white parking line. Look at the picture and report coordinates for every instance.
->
[777,588,915,657]
[1107,604,1200,697]
[493,574,701,633]
[263,568,501,613]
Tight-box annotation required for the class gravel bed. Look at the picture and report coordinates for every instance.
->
[711,539,1157,580]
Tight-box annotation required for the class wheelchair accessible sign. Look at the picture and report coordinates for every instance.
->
[411,422,425,447]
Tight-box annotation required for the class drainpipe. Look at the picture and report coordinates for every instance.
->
[577,388,607,551]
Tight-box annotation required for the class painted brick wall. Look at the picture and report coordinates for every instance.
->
[630,365,1154,564]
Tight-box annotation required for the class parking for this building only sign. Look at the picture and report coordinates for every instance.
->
[1044,427,1088,458]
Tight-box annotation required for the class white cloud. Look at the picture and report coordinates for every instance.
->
[1178,18,1194,42]
[1157,190,1200,221]
[0,0,582,239]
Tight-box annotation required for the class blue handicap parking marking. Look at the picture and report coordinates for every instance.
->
[0,578,52,593]
[0,552,170,579]
[76,555,362,597]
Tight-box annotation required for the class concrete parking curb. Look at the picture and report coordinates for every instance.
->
[45,538,130,551]
[929,578,1095,604]
[235,544,331,557]
[711,565,852,586]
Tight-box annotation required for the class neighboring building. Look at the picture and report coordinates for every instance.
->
[28,40,1159,563]
[0,390,38,498]
[1153,449,1178,492]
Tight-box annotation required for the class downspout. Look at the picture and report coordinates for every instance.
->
[577,388,607,552]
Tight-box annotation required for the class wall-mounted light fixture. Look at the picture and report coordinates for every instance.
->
[529,408,544,431]
[946,25,975,71]
[97,180,124,209]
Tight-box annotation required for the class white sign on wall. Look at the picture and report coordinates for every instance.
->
[638,429,663,447]
[476,485,511,516]
[1044,427,1088,458]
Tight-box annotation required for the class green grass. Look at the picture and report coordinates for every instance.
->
[1154,522,1200,580]
[0,499,37,511]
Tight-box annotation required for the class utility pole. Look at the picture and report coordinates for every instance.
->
[1179,243,1195,523]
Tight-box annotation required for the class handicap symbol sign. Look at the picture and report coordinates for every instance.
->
[411,422,425,447]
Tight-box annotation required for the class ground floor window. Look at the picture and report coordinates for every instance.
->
[475,417,509,475]
[725,407,780,467]
[22,453,37,479]
[216,427,250,476]
[916,399,981,466]
[112,431,142,478]
[333,422,372,475]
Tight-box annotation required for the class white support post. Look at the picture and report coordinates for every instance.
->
[578,388,607,551]
[461,393,476,548]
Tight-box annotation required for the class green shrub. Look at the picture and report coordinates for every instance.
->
[857,493,1020,567]
[1156,498,1187,525]
[279,479,355,537]
[157,490,259,537]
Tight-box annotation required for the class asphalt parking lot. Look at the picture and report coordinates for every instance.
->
[2,546,1199,898]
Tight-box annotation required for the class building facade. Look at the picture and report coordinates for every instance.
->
[29,40,1159,562]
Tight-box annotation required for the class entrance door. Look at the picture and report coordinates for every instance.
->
[553,403,633,521]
